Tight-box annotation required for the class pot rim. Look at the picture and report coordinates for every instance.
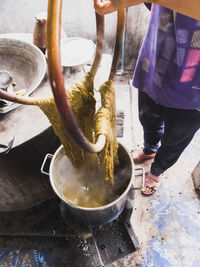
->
[49,142,134,211]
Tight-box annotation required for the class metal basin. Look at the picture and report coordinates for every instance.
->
[43,143,140,226]
[0,37,46,113]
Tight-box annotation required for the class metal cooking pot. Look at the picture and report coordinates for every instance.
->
[41,143,144,226]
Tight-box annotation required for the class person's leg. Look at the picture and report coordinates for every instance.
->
[138,91,164,154]
[142,107,200,196]
[150,108,200,176]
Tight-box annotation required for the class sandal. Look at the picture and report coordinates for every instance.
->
[141,173,160,196]
[130,148,156,164]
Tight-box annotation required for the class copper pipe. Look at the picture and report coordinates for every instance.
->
[0,13,105,110]
[0,5,125,155]
[47,0,106,153]
[90,12,105,76]
[109,9,126,81]
[0,89,37,105]
[0,4,106,153]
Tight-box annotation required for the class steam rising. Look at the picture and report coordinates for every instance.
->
[53,149,130,208]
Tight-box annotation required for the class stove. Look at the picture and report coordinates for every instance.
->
[0,189,138,267]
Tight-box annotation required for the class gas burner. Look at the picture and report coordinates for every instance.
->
[60,186,139,266]
[0,187,139,266]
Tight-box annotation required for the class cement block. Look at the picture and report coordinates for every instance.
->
[192,161,200,195]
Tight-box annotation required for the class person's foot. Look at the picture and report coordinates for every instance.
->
[141,173,160,196]
[131,148,156,164]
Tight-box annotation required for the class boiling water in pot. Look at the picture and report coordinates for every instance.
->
[62,167,112,208]
[53,149,130,208]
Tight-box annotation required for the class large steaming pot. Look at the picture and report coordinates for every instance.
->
[41,143,144,226]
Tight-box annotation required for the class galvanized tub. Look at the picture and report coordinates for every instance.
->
[41,143,144,226]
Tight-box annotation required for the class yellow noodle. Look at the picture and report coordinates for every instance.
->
[95,80,118,184]
[33,72,117,183]
[35,71,97,168]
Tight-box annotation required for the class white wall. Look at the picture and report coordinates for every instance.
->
[0,0,150,71]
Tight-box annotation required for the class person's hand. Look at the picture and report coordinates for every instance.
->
[93,0,144,15]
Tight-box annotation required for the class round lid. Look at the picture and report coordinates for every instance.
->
[60,37,96,67]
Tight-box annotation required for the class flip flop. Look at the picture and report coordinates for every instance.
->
[141,173,160,196]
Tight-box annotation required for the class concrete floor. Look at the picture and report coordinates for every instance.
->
[112,75,200,267]
[0,50,200,266]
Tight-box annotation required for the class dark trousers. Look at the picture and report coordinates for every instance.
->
[138,91,200,176]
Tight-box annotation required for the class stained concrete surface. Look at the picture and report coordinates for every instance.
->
[111,78,200,267]
[0,196,137,267]
[0,52,200,266]
[1,72,199,266]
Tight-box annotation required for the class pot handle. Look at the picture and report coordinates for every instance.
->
[132,167,145,190]
[0,136,15,155]
[41,153,53,176]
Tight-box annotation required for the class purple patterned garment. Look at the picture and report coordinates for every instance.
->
[132,4,200,109]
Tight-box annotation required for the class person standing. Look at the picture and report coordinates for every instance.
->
[93,0,200,195]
